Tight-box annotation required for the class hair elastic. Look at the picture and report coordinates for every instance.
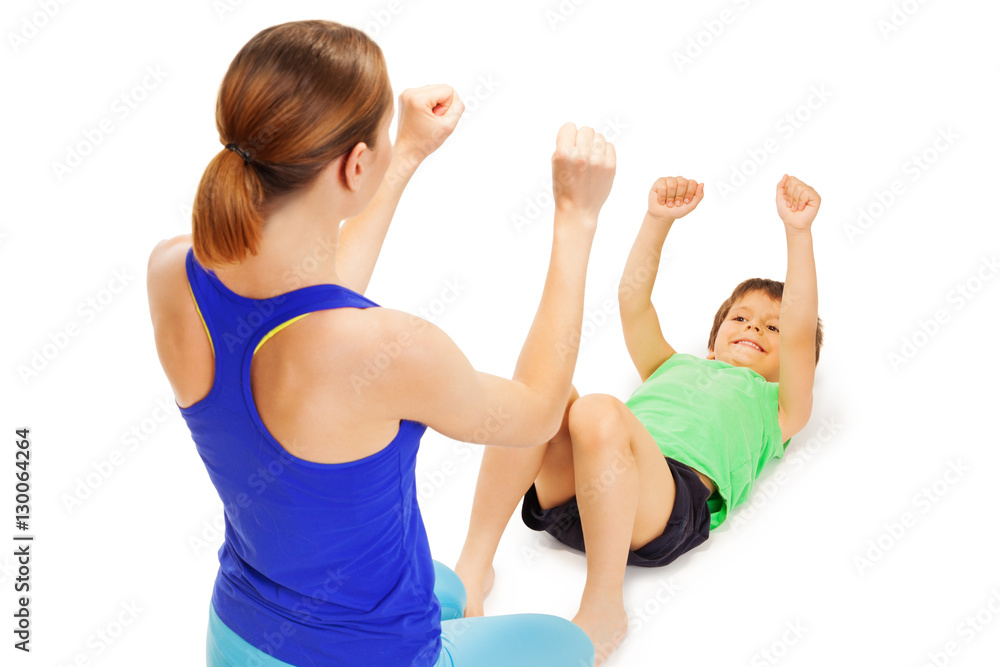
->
[225,143,253,165]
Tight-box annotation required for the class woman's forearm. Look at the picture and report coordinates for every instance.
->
[619,212,673,313]
[511,212,596,423]
[336,148,422,294]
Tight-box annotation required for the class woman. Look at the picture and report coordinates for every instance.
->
[146,20,614,666]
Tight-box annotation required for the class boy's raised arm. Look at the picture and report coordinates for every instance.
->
[775,174,820,438]
[619,177,703,382]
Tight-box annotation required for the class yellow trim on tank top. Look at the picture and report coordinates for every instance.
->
[254,314,311,356]
[187,281,215,358]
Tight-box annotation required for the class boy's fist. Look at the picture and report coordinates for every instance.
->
[648,176,704,221]
[776,174,820,231]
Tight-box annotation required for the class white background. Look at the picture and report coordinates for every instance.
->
[4,0,999,665]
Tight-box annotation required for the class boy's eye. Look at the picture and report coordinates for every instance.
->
[733,316,779,332]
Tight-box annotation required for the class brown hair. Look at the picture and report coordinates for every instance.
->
[192,20,393,268]
[707,278,824,365]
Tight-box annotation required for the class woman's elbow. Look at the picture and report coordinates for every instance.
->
[526,390,573,446]
[481,396,564,448]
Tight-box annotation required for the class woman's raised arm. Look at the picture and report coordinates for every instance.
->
[337,86,465,294]
[371,123,616,446]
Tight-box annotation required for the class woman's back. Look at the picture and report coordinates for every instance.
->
[149,239,441,665]
[151,236,408,463]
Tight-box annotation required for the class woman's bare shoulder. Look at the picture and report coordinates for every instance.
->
[302,305,431,373]
[147,234,192,291]
[146,235,194,316]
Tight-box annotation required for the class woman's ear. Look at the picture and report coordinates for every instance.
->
[339,141,369,192]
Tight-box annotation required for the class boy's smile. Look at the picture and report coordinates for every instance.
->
[707,290,781,383]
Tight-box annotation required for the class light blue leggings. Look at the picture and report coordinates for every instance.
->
[207,560,594,666]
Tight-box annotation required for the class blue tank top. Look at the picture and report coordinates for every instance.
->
[176,246,441,666]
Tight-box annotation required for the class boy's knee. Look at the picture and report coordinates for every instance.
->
[568,394,626,447]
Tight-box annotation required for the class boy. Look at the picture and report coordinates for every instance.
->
[454,174,823,665]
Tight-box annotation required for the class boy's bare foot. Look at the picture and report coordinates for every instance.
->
[572,601,628,666]
[453,560,494,618]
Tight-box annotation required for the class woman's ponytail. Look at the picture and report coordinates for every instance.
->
[192,145,265,267]
[189,20,393,270]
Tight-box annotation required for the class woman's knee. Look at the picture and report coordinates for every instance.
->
[440,613,594,666]
[433,560,466,622]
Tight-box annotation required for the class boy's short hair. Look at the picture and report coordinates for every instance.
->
[708,278,824,366]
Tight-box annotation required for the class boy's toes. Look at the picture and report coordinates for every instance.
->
[572,603,629,666]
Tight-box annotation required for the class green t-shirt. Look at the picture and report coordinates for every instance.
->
[624,353,790,531]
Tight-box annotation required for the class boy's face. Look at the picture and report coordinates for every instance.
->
[707,291,781,383]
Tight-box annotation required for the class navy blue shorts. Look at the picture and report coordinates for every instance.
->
[521,456,712,568]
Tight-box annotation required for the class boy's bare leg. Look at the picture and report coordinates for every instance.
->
[567,393,677,666]
[455,386,581,617]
